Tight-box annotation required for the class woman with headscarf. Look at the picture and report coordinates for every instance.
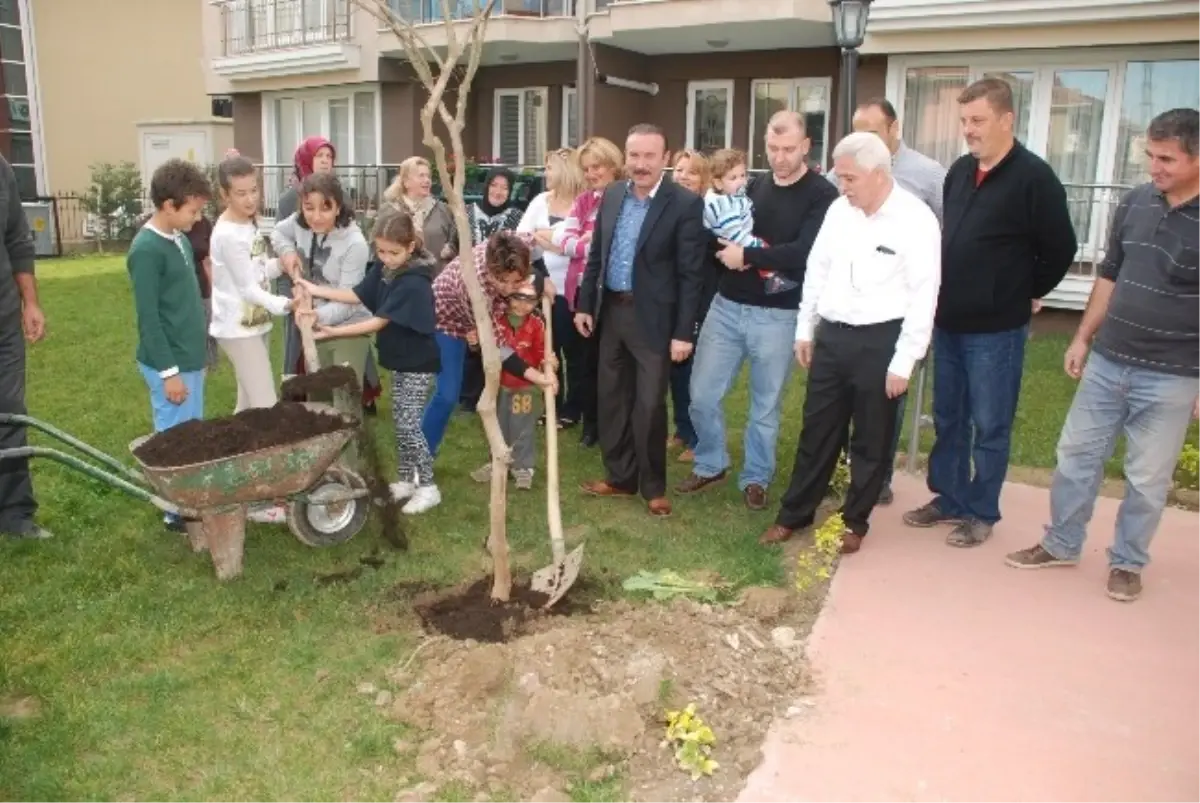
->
[274,136,383,411]
[467,167,523,245]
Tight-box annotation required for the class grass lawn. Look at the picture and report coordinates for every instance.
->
[0,255,1168,800]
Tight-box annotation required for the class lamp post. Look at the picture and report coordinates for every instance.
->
[829,0,873,142]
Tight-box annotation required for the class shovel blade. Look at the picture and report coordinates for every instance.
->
[530,544,585,608]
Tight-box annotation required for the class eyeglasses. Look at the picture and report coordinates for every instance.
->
[507,293,539,303]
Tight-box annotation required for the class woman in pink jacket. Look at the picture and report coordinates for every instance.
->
[552,136,623,447]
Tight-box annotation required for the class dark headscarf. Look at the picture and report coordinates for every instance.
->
[477,167,516,218]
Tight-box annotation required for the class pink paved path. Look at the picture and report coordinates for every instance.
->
[739,474,1199,802]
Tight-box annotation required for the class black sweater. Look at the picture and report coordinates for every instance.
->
[725,170,838,310]
[938,142,1078,333]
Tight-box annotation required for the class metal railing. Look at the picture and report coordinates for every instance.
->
[220,0,353,56]
[1063,182,1131,276]
[387,0,573,22]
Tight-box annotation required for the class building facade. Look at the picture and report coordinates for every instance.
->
[1,0,232,198]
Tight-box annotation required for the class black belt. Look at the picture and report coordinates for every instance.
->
[819,317,903,331]
[605,290,634,304]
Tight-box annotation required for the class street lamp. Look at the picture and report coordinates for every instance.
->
[829,0,874,141]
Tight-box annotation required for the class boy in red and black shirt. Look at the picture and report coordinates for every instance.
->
[470,280,558,490]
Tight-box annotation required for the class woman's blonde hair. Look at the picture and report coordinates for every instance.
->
[384,156,431,203]
[577,136,623,177]
[672,149,713,193]
[708,148,747,189]
[545,147,586,201]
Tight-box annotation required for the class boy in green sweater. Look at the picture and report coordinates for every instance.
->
[127,159,211,529]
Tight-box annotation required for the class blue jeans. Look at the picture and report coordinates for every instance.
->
[927,325,1027,524]
[138,363,205,523]
[670,357,697,448]
[1041,351,1197,572]
[138,363,205,434]
[421,331,467,456]
[688,294,797,490]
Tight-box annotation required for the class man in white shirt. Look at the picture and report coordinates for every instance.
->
[760,132,941,554]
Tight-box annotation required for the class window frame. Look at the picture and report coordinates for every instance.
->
[562,85,577,148]
[261,83,382,166]
[0,0,43,197]
[492,86,549,166]
[684,79,734,152]
[748,77,834,170]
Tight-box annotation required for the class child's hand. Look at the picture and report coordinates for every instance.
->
[544,355,560,372]
[533,371,559,396]
[163,375,189,405]
[295,309,318,330]
[465,330,479,347]
[312,325,335,341]
[295,278,325,299]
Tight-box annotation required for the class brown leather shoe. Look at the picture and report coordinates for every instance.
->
[648,497,672,517]
[580,479,635,498]
[840,530,863,554]
[675,470,727,494]
[759,524,795,544]
[744,484,768,510]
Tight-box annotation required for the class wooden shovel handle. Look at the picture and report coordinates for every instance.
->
[542,296,565,560]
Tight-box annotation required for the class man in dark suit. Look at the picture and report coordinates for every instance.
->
[574,123,706,517]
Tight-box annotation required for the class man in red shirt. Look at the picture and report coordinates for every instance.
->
[469,280,558,490]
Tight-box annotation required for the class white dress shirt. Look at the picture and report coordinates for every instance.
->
[796,182,941,379]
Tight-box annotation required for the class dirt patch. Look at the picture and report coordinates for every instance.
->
[280,365,360,401]
[413,578,590,643]
[377,589,813,802]
[133,403,352,467]
[0,695,41,720]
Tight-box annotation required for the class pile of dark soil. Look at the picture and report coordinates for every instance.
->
[133,403,353,468]
[281,365,360,401]
[413,578,587,643]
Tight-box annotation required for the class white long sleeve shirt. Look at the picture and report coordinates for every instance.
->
[796,184,941,379]
[517,191,572,293]
[209,219,289,340]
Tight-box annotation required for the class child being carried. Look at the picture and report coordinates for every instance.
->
[702,148,797,295]
[470,280,558,490]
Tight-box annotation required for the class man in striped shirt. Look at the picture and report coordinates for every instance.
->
[830,98,947,504]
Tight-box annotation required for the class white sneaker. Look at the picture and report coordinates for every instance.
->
[511,468,534,490]
[390,480,416,501]
[248,504,288,525]
[402,485,441,515]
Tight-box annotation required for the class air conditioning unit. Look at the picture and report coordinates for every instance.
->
[21,201,56,257]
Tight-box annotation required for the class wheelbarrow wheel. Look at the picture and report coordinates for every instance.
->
[288,467,369,548]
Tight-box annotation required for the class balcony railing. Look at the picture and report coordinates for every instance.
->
[220,0,353,56]
[386,0,574,23]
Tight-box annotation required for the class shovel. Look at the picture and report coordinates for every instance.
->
[530,295,584,608]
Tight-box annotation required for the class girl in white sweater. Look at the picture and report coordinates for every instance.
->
[209,155,293,412]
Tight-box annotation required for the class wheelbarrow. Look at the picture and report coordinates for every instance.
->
[0,405,371,580]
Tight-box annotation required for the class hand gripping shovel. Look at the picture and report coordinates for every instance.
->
[530,296,584,608]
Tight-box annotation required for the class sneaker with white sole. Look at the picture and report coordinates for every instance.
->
[248,504,288,525]
[390,480,416,501]
[402,485,441,515]
[511,468,534,490]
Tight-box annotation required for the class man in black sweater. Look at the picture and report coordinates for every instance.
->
[676,110,838,511]
[903,78,1077,548]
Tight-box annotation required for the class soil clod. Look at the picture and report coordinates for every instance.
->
[133,403,352,467]
[280,365,360,400]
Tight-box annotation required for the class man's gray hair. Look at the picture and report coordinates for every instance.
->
[832,132,892,173]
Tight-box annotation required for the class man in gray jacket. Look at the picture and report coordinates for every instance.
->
[0,153,48,539]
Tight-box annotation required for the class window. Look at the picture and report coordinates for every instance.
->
[226,0,351,55]
[494,88,547,166]
[892,49,1200,268]
[264,86,379,208]
[0,0,35,199]
[686,80,733,153]
[562,86,578,148]
[749,78,832,171]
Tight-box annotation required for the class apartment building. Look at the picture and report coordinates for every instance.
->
[862,0,1198,306]
[205,0,888,177]
[1,0,232,197]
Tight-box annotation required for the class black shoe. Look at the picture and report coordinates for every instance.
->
[362,401,378,417]
[164,517,187,534]
[877,484,894,506]
[579,427,598,448]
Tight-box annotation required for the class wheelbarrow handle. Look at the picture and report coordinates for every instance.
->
[0,412,148,487]
[0,445,193,518]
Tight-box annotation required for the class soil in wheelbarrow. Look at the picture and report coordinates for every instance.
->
[413,578,592,643]
[280,365,360,401]
[133,403,352,467]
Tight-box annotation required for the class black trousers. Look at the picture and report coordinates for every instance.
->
[777,318,904,536]
[596,297,670,499]
[459,348,485,411]
[0,312,36,533]
[550,294,587,421]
